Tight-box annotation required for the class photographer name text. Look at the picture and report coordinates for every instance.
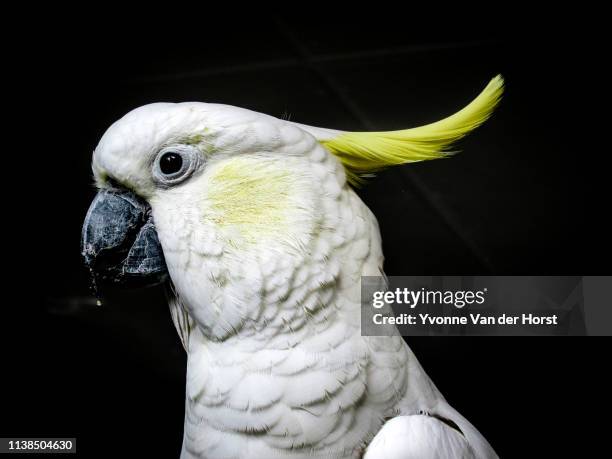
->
[372,312,558,326]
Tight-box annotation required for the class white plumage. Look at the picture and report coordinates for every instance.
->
[364,415,475,459]
[92,99,499,459]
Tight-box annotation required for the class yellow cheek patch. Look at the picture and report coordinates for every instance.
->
[205,157,295,244]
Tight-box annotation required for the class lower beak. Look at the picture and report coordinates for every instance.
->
[81,189,168,288]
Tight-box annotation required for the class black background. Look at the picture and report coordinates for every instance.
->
[3,8,609,458]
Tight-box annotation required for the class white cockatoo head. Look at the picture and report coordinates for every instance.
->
[84,102,351,339]
[82,77,503,340]
[90,102,338,260]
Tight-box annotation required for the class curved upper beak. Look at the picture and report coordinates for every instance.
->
[81,189,168,288]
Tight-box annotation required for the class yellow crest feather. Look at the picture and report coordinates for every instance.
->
[321,75,504,185]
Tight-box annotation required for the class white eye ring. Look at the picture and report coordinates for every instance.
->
[152,145,202,186]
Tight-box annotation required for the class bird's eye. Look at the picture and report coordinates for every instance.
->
[159,152,183,175]
[153,146,202,186]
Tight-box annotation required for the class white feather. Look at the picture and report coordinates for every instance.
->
[364,415,475,459]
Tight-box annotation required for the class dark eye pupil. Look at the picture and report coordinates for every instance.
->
[160,152,183,175]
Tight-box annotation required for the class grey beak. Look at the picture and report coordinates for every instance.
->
[81,189,168,287]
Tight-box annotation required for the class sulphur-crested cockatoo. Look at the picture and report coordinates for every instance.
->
[82,76,503,458]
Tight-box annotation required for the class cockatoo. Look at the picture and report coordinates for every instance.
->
[82,76,503,459]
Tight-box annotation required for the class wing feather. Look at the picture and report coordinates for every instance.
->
[364,415,476,459]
